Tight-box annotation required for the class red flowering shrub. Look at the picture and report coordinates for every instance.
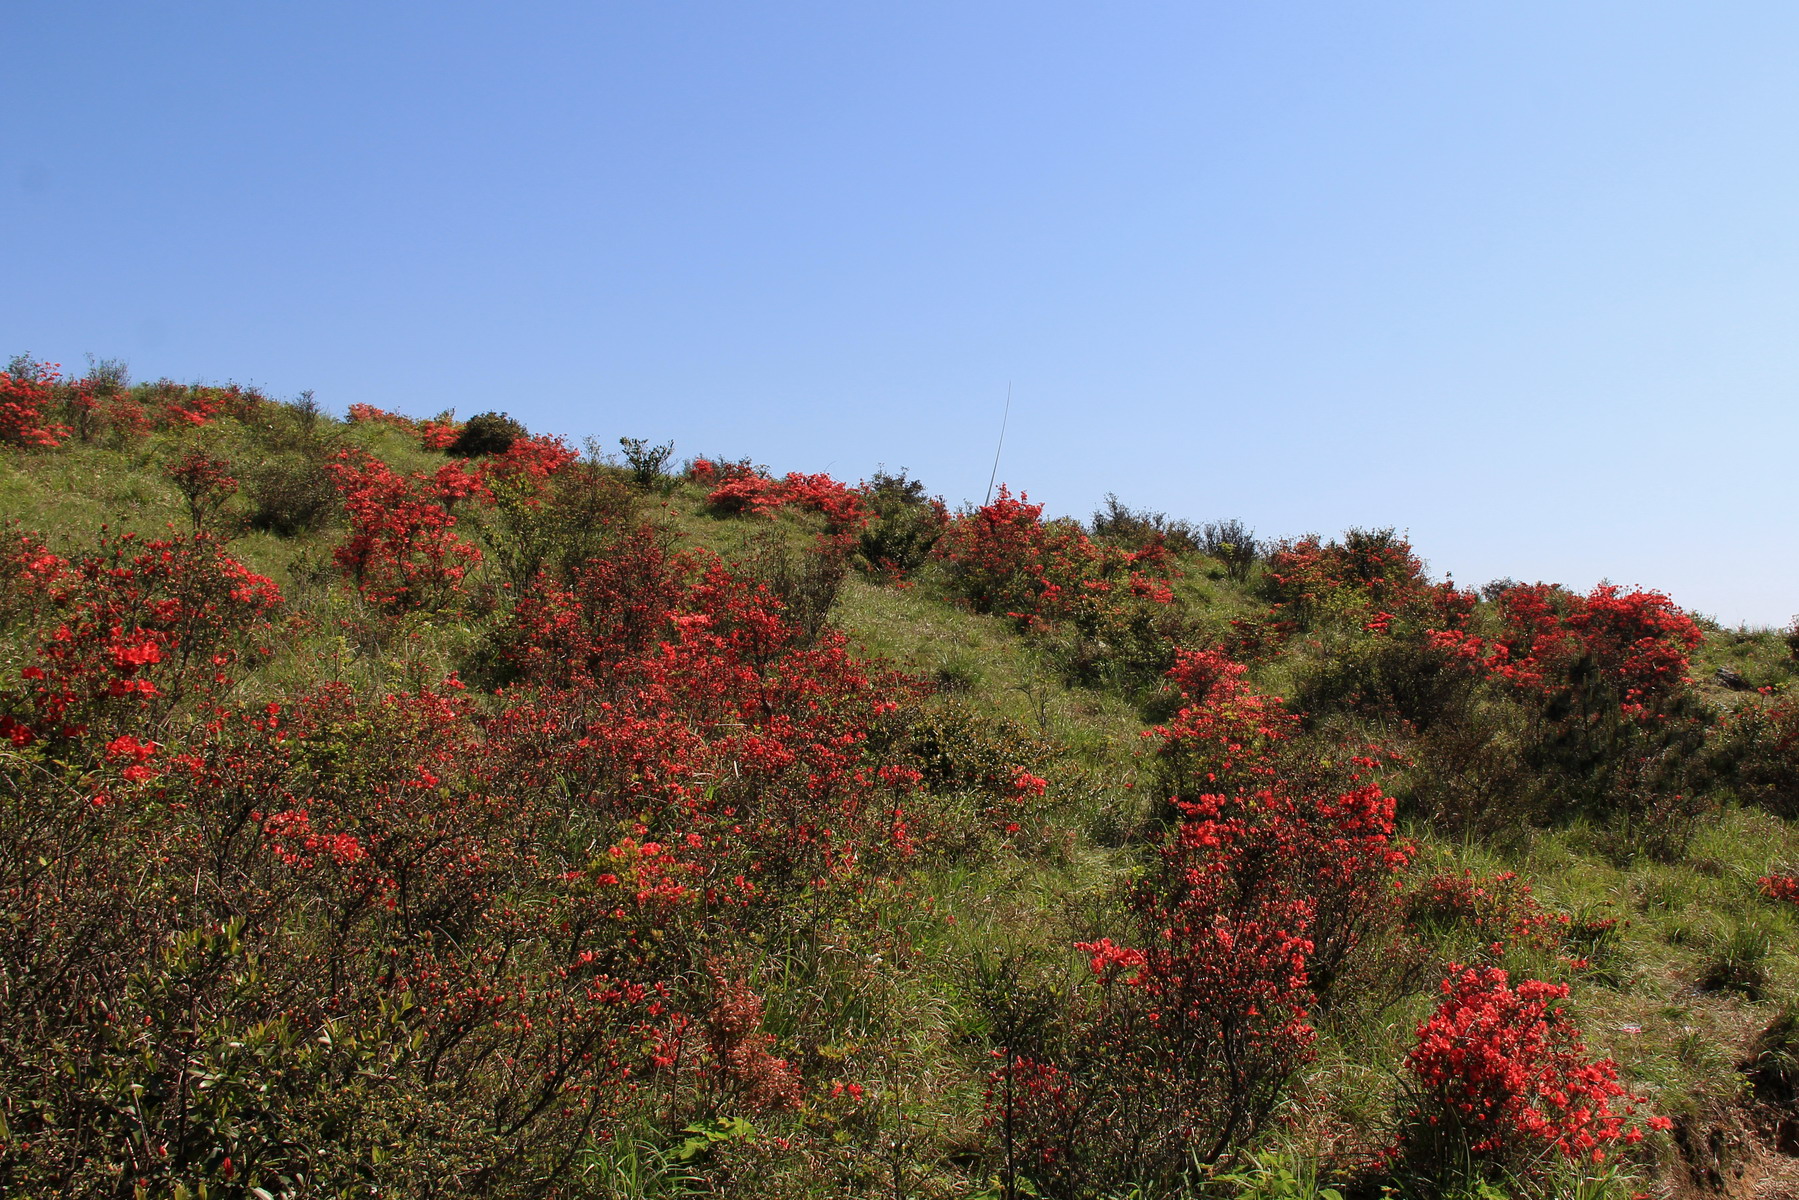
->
[1417,582,1712,846]
[345,401,466,450]
[1149,647,1299,797]
[1428,583,1702,708]
[930,487,1177,652]
[0,677,677,1195]
[325,450,486,611]
[0,528,281,748]
[1400,964,1666,1173]
[1262,528,1433,629]
[985,777,1410,1191]
[491,541,930,900]
[931,487,1096,621]
[983,645,1410,1192]
[476,432,578,487]
[703,463,868,533]
[0,366,70,448]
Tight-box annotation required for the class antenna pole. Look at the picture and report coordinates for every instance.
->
[984,381,1011,506]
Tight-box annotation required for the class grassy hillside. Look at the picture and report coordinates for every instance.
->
[3,361,1799,1199]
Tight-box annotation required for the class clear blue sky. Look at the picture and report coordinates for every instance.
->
[6,3,1797,625]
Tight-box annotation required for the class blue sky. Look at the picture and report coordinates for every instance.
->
[6,3,1797,625]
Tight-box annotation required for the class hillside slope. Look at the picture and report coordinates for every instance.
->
[3,363,1799,1199]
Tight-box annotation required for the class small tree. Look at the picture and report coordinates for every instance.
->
[618,436,675,492]
[167,450,239,533]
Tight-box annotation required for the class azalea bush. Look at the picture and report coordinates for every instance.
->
[981,645,1412,1196]
[325,449,487,612]
[931,487,1182,704]
[1397,964,1667,1183]
[0,365,70,448]
[0,527,283,751]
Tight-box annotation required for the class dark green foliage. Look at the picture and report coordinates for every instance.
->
[1713,697,1799,818]
[857,468,946,573]
[1056,595,1190,710]
[1089,492,1199,556]
[1200,518,1258,582]
[448,410,526,457]
[1294,632,1482,736]
[618,435,675,492]
[242,400,342,536]
[479,458,635,589]
[903,697,1052,799]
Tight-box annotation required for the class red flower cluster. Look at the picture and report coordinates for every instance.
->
[345,402,460,449]
[492,532,929,897]
[1760,873,1799,906]
[696,459,868,532]
[1404,964,1667,1164]
[0,367,70,448]
[985,645,1411,1182]
[931,485,1174,625]
[1427,583,1702,708]
[325,450,486,611]
[0,528,282,747]
[1148,648,1300,795]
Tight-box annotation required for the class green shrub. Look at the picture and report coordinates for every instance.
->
[745,530,851,646]
[1199,518,1258,582]
[1712,695,1799,818]
[1089,492,1199,556]
[857,468,947,574]
[448,410,526,457]
[618,435,676,492]
[479,459,635,589]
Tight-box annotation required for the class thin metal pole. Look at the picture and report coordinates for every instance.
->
[984,381,1011,506]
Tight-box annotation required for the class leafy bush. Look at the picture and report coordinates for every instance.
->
[619,435,676,491]
[745,530,852,646]
[0,364,69,448]
[1200,517,1259,582]
[1714,695,1799,817]
[246,448,341,536]
[980,648,1410,1195]
[324,450,487,612]
[857,468,947,574]
[166,448,239,533]
[0,527,283,750]
[1089,493,1199,556]
[479,456,634,589]
[700,461,868,533]
[447,410,526,457]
